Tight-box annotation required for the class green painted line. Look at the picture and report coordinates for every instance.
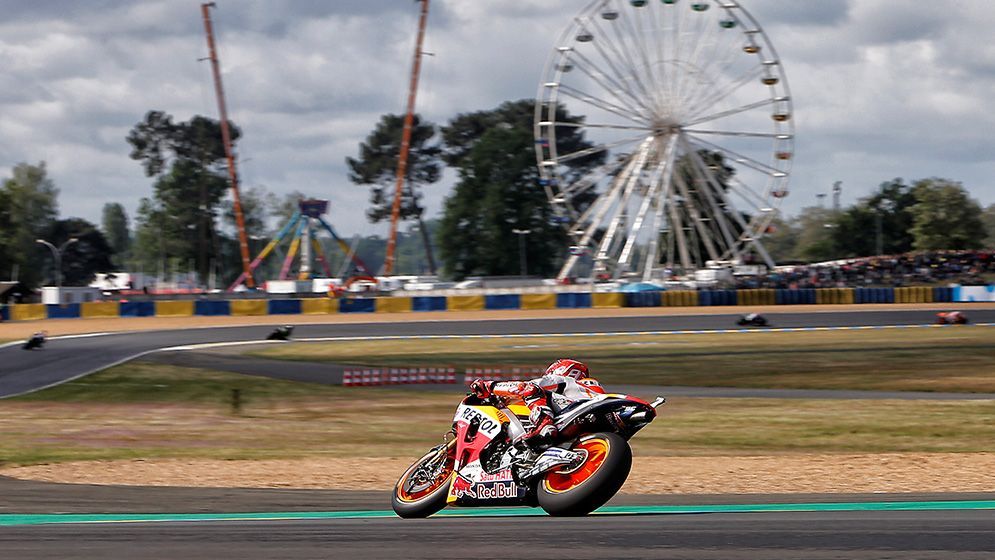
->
[1,500,993,526]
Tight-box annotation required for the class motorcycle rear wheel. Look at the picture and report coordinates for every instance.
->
[391,445,455,518]
[536,432,631,516]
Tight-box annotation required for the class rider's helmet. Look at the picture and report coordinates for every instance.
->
[545,358,590,380]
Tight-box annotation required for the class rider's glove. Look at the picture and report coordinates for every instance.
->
[469,379,494,399]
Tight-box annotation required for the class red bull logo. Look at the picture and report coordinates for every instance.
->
[451,475,477,499]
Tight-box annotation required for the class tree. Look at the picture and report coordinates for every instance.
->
[127,111,239,283]
[0,187,13,277]
[982,204,995,249]
[793,206,838,262]
[437,100,602,278]
[832,179,916,257]
[760,213,799,263]
[910,178,986,250]
[101,203,130,269]
[0,162,59,287]
[346,114,441,273]
[438,125,565,279]
[43,218,114,286]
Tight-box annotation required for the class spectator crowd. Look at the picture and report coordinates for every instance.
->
[738,251,995,290]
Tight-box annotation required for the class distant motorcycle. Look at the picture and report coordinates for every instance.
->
[936,311,968,325]
[736,313,769,327]
[22,331,46,350]
[266,325,294,341]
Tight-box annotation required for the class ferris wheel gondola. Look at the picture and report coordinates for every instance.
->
[535,0,794,281]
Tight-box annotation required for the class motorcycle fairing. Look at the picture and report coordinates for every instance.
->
[447,403,529,506]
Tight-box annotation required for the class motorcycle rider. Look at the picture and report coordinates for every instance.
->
[468,358,604,446]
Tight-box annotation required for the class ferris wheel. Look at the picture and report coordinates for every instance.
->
[535,0,794,281]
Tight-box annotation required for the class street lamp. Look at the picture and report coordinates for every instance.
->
[36,238,78,293]
[511,228,531,277]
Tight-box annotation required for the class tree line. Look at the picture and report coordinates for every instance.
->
[763,177,992,264]
[3,99,995,289]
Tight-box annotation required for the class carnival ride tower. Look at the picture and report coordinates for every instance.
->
[227,199,370,291]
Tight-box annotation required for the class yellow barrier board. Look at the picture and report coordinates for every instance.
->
[520,293,556,310]
[230,299,267,316]
[11,304,45,321]
[592,292,623,308]
[155,300,194,317]
[81,302,119,318]
[376,297,413,314]
[301,298,333,314]
[447,295,485,312]
[739,290,753,306]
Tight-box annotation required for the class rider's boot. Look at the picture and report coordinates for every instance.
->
[522,407,558,449]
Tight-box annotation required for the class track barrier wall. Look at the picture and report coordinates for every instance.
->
[81,302,119,319]
[0,305,9,321]
[155,301,194,317]
[412,296,447,312]
[3,285,986,321]
[267,299,302,315]
[230,299,267,316]
[375,297,412,314]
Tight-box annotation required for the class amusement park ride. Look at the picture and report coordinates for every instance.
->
[202,1,430,291]
[535,0,794,281]
[204,0,794,289]
[226,199,371,292]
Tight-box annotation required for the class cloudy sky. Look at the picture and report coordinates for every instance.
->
[2,0,995,238]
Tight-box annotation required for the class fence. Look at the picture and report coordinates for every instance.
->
[0,286,969,322]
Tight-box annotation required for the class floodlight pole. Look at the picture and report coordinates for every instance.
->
[36,238,77,292]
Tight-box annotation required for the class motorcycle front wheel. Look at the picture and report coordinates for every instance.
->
[391,442,455,518]
[536,432,631,516]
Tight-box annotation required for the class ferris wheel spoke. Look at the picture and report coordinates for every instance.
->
[685,134,785,176]
[683,96,777,128]
[673,6,719,115]
[556,84,652,127]
[683,129,793,139]
[680,149,743,258]
[549,121,653,132]
[551,132,648,165]
[578,17,656,111]
[567,49,657,117]
[617,4,666,114]
[561,158,628,200]
[587,14,660,113]
[683,66,765,122]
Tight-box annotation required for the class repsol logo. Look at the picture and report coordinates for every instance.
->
[459,407,499,436]
[474,482,518,500]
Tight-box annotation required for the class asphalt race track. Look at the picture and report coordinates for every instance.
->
[3,307,995,398]
[2,308,994,558]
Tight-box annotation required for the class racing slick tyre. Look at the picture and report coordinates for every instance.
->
[536,432,631,516]
[391,444,455,518]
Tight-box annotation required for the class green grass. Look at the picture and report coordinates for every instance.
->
[248,327,995,393]
[1,362,994,466]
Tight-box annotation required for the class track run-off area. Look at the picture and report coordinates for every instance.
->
[2,305,994,559]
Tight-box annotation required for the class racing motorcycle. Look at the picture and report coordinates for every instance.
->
[736,313,769,327]
[392,390,665,518]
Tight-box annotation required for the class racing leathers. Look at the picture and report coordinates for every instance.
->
[470,374,606,445]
